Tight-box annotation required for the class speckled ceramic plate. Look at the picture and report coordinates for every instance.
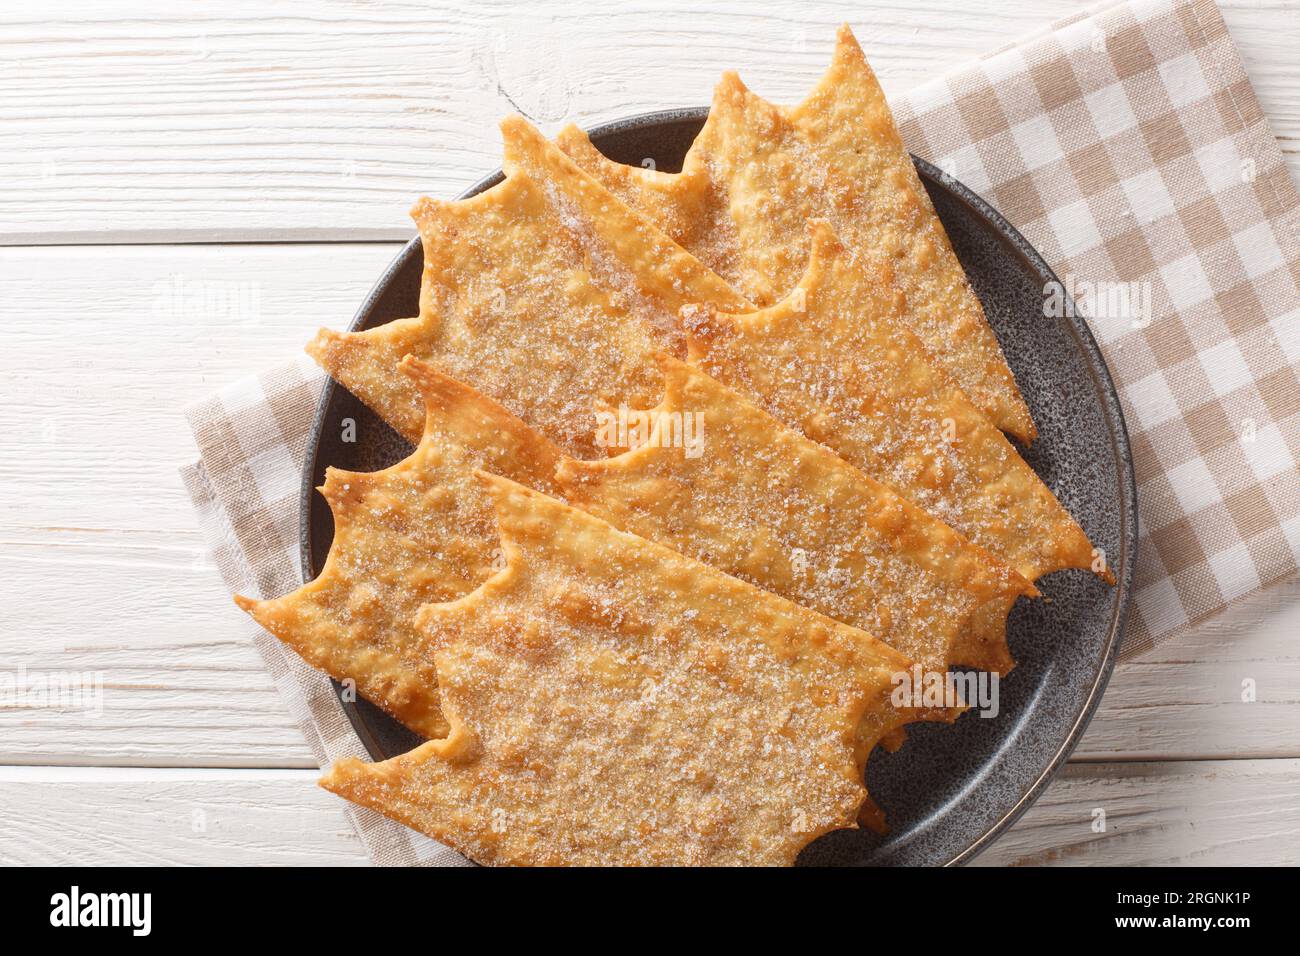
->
[301,108,1137,866]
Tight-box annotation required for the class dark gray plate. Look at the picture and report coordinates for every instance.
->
[301,108,1137,866]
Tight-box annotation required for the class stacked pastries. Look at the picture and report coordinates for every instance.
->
[235,27,1109,866]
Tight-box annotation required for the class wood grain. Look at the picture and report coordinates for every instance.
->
[973,758,1300,866]
[0,767,366,865]
[4,0,1299,866]
[1,0,1295,243]
[2,761,1293,865]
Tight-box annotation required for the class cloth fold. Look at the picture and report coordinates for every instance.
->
[183,0,1299,863]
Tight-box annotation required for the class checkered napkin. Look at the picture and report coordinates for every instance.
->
[183,0,1299,862]
[181,359,468,866]
[891,0,1298,657]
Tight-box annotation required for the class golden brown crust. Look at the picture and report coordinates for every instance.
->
[321,475,918,865]
[683,222,1107,587]
[306,318,430,444]
[501,117,746,319]
[787,25,1035,443]
[233,357,565,739]
[557,26,1035,442]
[554,356,1034,683]
[284,33,1115,862]
[307,117,751,458]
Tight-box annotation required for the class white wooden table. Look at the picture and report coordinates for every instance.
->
[3,0,1298,866]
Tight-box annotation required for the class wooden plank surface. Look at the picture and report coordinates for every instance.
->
[1,243,401,767]
[0,767,367,866]
[2,0,1296,243]
[973,758,1300,866]
[2,760,1294,866]
[3,0,1299,866]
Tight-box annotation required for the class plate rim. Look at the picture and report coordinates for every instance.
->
[298,106,1137,866]
[904,151,1137,864]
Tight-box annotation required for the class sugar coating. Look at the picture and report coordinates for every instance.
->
[234,357,565,738]
[684,224,1106,591]
[322,477,914,866]
[307,116,750,459]
[557,356,1033,680]
[285,34,1116,864]
[556,25,1035,442]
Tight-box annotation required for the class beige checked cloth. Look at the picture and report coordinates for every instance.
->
[891,0,1298,654]
[183,0,1299,863]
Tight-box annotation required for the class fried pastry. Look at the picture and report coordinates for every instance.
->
[556,25,1034,442]
[556,355,1035,678]
[321,475,917,865]
[233,357,565,738]
[234,21,1121,867]
[683,222,1111,592]
[307,116,750,457]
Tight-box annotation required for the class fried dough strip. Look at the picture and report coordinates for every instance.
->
[322,475,917,865]
[555,356,1035,679]
[683,222,1110,592]
[556,25,1034,442]
[234,357,565,738]
[307,117,749,458]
